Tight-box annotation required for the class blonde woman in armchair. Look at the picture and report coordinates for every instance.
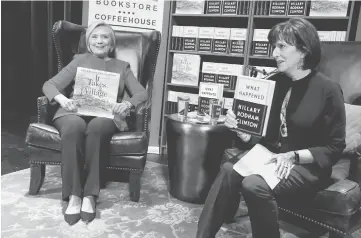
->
[42,21,147,225]
[197,18,346,238]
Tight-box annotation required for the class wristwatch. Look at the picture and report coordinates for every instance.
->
[293,151,300,164]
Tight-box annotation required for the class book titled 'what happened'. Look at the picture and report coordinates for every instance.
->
[232,75,275,136]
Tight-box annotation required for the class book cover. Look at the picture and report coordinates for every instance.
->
[201,62,218,83]
[198,82,224,115]
[175,0,205,14]
[287,0,307,16]
[198,27,214,52]
[72,67,120,119]
[205,0,222,14]
[232,75,276,136]
[309,0,348,17]
[222,0,238,15]
[212,27,231,54]
[251,29,271,56]
[269,0,288,15]
[183,26,199,51]
[229,28,247,55]
[216,63,234,90]
[223,97,234,111]
[171,53,201,86]
[233,143,280,189]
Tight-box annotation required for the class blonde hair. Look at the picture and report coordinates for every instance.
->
[86,21,116,55]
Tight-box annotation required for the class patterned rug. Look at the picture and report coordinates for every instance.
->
[1,161,360,238]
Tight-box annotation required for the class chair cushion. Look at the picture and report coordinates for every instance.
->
[343,103,361,156]
[314,179,361,216]
[26,123,148,156]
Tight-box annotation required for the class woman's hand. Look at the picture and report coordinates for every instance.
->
[224,110,251,143]
[54,94,78,112]
[265,152,296,179]
[113,102,131,116]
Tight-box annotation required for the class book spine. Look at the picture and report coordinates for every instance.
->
[178,26,184,51]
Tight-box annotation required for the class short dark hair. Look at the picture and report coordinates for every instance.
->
[268,18,321,70]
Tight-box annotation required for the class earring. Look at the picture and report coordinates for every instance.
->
[297,59,304,69]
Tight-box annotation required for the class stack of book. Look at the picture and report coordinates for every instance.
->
[171,26,247,55]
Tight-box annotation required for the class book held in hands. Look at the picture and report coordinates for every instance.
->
[232,75,275,136]
[233,143,280,189]
[72,67,120,119]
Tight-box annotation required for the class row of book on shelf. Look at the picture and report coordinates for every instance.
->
[175,0,250,15]
[172,27,347,56]
[175,0,349,17]
[172,26,247,55]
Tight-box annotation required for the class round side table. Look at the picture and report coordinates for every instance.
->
[166,114,234,204]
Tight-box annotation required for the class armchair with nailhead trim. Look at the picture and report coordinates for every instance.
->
[25,20,161,202]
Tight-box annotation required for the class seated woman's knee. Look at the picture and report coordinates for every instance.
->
[221,162,235,174]
[60,116,87,138]
[86,117,115,135]
[241,175,267,195]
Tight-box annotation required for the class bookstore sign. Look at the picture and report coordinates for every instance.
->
[88,0,164,31]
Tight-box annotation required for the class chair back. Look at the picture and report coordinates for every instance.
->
[51,20,161,116]
[317,42,361,104]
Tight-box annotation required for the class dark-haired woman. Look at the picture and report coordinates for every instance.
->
[196,18,346,238]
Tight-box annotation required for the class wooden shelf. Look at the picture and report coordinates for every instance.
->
[170,50,244,58]
[249,55,273,60]
[172,13,249,18]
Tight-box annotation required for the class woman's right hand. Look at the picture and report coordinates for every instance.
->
[54,94,78,112]
[225,110,251,143]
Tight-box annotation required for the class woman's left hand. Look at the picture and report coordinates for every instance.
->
[265,152,296,179]
[112,102,130,116]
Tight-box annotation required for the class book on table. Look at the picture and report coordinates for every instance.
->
[198,82,224,115]
[233,143,280,189]
[232,75,276,137]
[72,67,120,119]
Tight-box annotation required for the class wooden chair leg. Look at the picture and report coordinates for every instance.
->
[29,164,46,195]
[129,170,142,202]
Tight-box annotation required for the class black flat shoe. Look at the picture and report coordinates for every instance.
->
[80,210,96,224]
[64,213,81,226]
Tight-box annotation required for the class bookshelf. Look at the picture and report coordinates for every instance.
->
[160,0,357,154]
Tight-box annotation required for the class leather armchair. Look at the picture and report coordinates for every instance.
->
[25,20,161,202]
[224,42,361,237]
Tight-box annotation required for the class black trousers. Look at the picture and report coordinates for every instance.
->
[196,160,322,238]
[54,115,117,201]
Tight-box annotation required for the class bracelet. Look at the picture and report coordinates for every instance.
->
[293,151,300,164]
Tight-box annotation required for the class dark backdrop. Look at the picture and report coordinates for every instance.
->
[2,1,82,132]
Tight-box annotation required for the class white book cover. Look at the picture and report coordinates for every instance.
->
[233,143,280,189]
[309,0,348,16]
[201,62,218,83]
[214,27,231,40]
[230,28,247,41]
[73,67,120,119]
[318,31,333,41]
[223,97,234,111]
[183,26,199,38]
[253,29,270,41]
[232,75,276,136]
[198,82,224,114]
[175,0,205,14]
[171,53,201,86]
[198,27,215,39]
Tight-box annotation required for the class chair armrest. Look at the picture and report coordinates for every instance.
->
[131,101,149,132]
[37,96,50,124]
